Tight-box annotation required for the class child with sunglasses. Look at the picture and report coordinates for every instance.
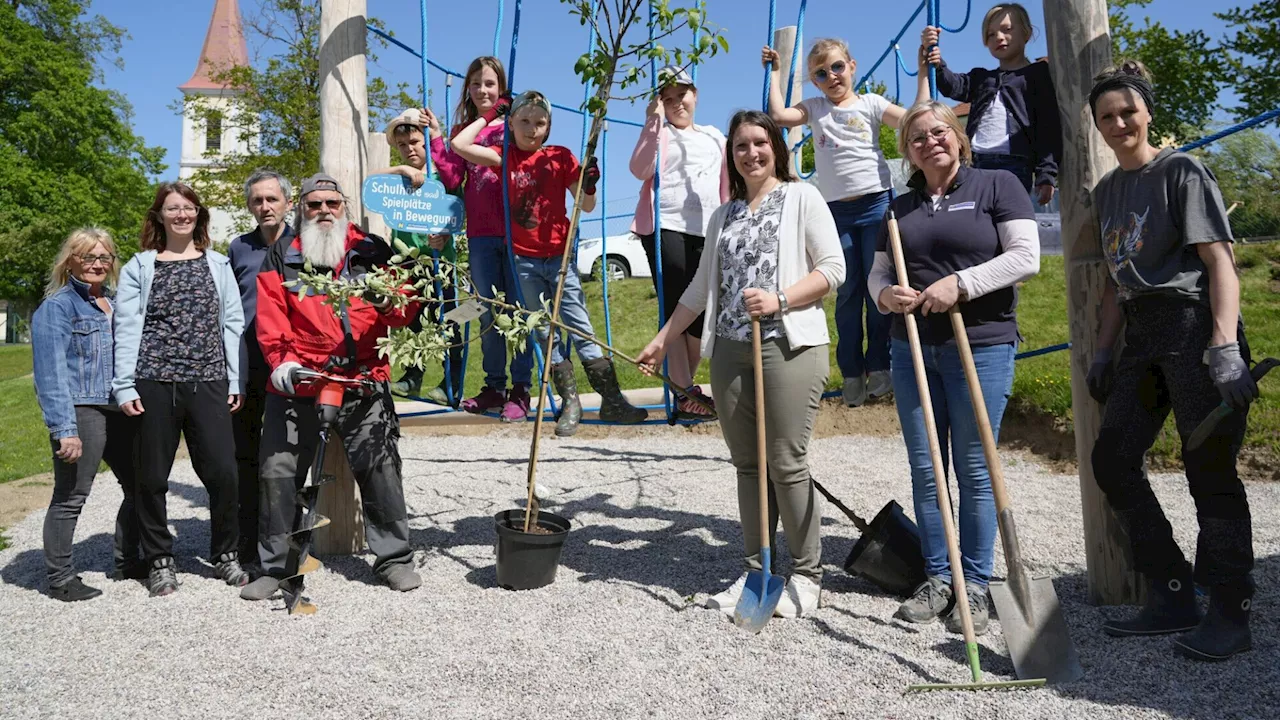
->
[921,3,1062,207]
[762,38,929,408]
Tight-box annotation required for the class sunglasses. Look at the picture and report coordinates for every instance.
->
[305,199,344,211]
[812,60,848,84]
[908,126,953,148]
[76,254,116,267]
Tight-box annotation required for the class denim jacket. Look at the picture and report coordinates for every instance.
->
[112,250,245,404]
[32,276,115,439]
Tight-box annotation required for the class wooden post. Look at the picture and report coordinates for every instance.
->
[313,0,370,555]
[1043,0,1141,605]
[365,130,390,239]
[773,25,803,177]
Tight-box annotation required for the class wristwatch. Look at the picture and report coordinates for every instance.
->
[776,291,790,315]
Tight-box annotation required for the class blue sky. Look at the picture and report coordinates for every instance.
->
[100,0,1240,227]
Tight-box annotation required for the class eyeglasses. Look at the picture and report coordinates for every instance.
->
[162,205,198,216]
[76,254,116,267]
[811,61,848,84]
[305,199,344,211]
[908,126,953,148]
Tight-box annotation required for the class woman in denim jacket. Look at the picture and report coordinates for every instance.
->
[33,228,143,601]
[113,182,246,597]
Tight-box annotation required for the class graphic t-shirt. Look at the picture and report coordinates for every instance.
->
[430,123,506,238]
[797,93,894,201]
[505,144,581,258]
[1092,148,1233,304]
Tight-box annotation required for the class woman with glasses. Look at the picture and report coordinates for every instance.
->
[33,228,142,601]
[868,101,1039,635]
[113,181,246,597]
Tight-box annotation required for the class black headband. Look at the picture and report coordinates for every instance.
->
[1089,73,1155,125]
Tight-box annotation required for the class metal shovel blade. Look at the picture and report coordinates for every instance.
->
[989,575,1083,685]
[734,550,785,633]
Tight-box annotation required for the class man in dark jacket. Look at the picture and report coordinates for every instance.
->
[240,173,422,601]
[228,168,294,576]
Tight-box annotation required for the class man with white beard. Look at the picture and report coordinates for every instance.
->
[242,173,422,600]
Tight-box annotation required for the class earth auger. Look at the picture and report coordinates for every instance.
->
[279,368,377,615]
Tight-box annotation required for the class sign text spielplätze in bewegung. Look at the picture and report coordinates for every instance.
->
[362,174,465,235]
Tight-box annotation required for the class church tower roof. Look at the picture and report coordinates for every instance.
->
[179,0,249,93]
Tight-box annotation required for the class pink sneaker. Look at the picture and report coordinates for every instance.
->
[501,384,530,423]
[461,386,506,415]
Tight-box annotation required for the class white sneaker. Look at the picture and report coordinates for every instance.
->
[705,572,750,617]
[843,376,867,407]
[775,575,821,618]
[866,370,893,399]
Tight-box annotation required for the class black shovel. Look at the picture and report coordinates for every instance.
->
[813,480,926,598]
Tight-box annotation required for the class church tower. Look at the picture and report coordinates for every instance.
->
[178,0,253,241]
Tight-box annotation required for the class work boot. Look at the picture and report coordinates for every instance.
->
[425,356,466,408]
[551,361,582,437]
[382,562,422,592]
[112,559,149,581]
[945,585,991,636]
[1174,582,1253,661]
[214,552,250,588]
[148,557,178,597]
[390,367,424,397]
[895,575,954,624]
[583,357,647,424]
[241,575,281,601]
[1103,568,1202,637]
[49,576,103,602]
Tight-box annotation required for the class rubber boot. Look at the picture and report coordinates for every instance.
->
[583,357,648,424]
[1103,565,1202,637]
[1174,581,1253,661]
[551,360,582,437]
[391,366,424,397]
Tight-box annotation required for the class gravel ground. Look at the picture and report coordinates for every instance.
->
[2,431,1278,719]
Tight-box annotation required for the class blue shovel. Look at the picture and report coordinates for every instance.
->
[734,317,786,632]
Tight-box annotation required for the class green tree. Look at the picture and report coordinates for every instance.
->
[0,0,165,304]
[1109,0,1225,143]
[1218,1,1280,125]
[1198,129,1280,239]
[180,0,412,227]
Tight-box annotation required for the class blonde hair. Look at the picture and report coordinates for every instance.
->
[898,101,973,172]
[45,227,118,299]
[807,38,853,69]
[982,3,1035,44]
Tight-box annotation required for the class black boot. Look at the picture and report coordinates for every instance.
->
[1174,582,1253,661]
[391,366,424,397]
[583,357,647,424]
[551,360,582,437]
[1103,567,1202,637]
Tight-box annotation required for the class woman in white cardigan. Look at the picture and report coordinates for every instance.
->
[638,110,844,620]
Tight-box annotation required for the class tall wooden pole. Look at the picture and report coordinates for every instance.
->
[773,25,803,177]
[1043,0,1140,605]
[314,0,370,555]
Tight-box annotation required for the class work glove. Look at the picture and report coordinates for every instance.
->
[582,156,600,196]
[482,95,513,124]
[1086,347,1114,404]
[271,361,304,395]
[1206,342,1259,410]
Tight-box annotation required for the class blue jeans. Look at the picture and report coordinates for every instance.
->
[513,253,604,365]
[830,192,891,379]
[470,236,533,388]
[890,338,1015,587]
[973,153,1033,193]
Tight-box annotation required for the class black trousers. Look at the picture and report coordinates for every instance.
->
[1091,297,1253,591]
[134,379,240,563]
[639,229,705,339]
[232,347,270,567]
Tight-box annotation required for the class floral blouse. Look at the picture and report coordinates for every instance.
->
[715,184,785,342]
[136,256,225,382]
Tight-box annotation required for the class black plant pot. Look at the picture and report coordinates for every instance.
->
[843,500,927,598]
[494,509,571,591]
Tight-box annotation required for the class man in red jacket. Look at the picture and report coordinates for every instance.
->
[241,173,421,601]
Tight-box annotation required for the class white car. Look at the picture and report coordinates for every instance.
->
[576,233,653,281]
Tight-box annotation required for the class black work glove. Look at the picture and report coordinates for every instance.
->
[1207,342,1259,410]
[581,156,600,196]
[1086,346,1114,404]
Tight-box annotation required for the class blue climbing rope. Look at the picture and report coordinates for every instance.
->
[762,0,777,112]
[926,0,938,100]
[649,0,673,420]
[599,120,615,351]
[493,0,504,57]
[783,0,807,108]
[938,0,971,33]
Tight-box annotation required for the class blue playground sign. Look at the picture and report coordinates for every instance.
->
[362,174,464,235]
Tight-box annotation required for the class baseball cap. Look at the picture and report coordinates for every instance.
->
[299,173,342,198]
[656,65,695,89]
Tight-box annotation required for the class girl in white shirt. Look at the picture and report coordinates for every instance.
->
[629,65,728,418]
[762,38,928,408]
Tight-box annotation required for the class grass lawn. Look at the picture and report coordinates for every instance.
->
[0,345,50,484]
[0,344,34,381]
